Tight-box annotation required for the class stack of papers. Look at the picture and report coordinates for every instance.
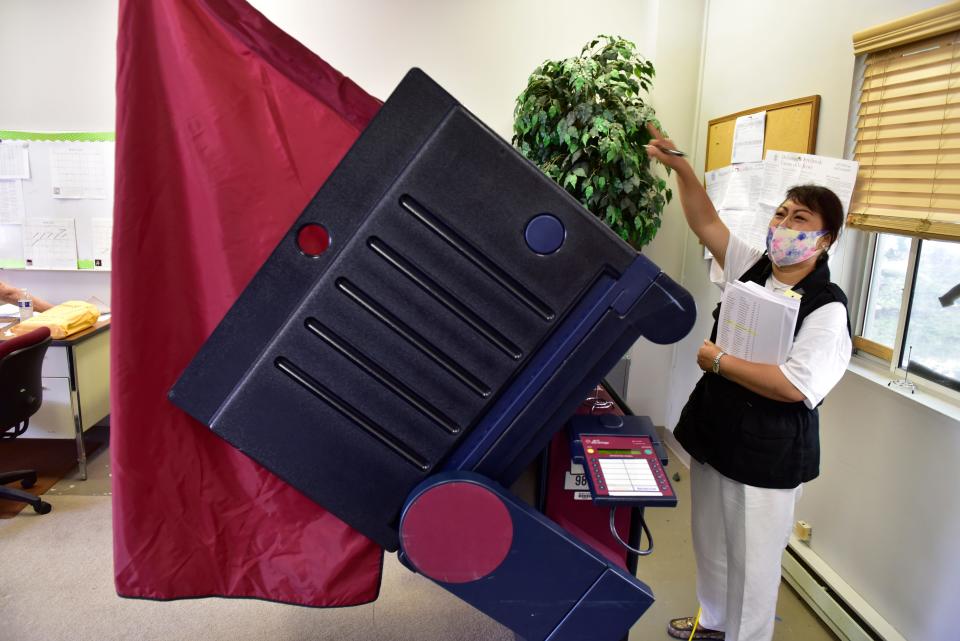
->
[717,281,800,365]
[0,303,19,318]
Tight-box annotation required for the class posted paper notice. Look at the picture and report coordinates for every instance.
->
[0,142,30,180]
[23,218,79,270]
[731,112,766,164]
[0,180,26,223]
[50,145,107,199]
[89,217,112,270]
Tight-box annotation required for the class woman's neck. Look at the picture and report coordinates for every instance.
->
[770,256,819,286]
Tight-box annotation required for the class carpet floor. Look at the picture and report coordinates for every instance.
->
[0,434,105,518]
[0,442,837,641]
[0,495,514,641]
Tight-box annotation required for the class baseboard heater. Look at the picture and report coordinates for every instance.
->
[782,536,905,641]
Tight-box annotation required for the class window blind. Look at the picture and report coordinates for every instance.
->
[850,29,960,240]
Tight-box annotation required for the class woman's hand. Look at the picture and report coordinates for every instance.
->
[696,339,806,402]
[645,121,730,264]
[645,122,690,173]
[697,339,723,372]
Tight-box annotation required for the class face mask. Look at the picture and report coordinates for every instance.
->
[766,226,828,267]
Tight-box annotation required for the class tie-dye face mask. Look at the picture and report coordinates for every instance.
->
[766,226,828,267]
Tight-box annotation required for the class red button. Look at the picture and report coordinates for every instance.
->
[296,223,330,256]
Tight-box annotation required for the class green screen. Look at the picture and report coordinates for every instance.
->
[597,449,644,456]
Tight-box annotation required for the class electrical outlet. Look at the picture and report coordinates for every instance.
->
[793,520,812,542]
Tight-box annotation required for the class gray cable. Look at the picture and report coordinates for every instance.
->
[609,506,654,556]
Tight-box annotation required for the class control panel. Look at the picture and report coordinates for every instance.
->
[581,434,676,507]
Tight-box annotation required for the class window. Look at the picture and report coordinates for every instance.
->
[850,6,960,393]
[859,235,960,391]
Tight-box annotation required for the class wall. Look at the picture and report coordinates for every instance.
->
[249,0,660,140]
[0,0,115,304]
[0,0,675,308]
[667,2,959,639]
[248,0,703,424]
[626,0,707,425]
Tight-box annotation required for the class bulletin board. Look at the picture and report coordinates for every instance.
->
[705,95,820,173]
[0,130,114,271]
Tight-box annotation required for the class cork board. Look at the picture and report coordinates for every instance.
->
[705,95,821,173]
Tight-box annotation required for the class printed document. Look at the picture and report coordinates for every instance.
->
[720,162,765,210]
[716,280,799,365]
[0,142,30,180]
[0,179,26,223]
[705,163,766,256]
[731,112,766,164]
[50,145,107,199]
[760,151,858,213]
[0,223,25,268]
[90,217,112,270]
[23,218,79,270]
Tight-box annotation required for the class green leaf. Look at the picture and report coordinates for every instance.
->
[512,33,670,249]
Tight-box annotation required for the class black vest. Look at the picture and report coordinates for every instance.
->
[674,254,849,488]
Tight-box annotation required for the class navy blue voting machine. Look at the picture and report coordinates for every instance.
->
[170,68,696,641]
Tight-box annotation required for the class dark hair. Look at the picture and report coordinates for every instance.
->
[783,185,844,253]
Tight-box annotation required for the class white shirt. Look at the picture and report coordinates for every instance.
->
[714,234,851,409]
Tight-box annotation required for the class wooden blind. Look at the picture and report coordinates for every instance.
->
[849,30,960,240]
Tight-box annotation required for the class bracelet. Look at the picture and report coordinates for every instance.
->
[711,351,726,375]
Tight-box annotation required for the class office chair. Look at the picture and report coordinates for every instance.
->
[0,326,53,515]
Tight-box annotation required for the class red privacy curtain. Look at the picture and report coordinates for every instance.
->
[112,0,384,605]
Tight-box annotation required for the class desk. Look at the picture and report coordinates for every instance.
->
[1,318,110,480]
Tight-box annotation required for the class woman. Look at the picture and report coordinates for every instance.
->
[646,124,851,641]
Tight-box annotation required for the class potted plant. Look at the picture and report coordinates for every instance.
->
[513,35,672,249]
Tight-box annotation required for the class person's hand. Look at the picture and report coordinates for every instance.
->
[697,339,723,372]
[644,122,688,173]
[0,281,19,305]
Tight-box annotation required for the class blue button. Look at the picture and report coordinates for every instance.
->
[524,214,565,255]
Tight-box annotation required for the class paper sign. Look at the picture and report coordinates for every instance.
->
[0,223,25,268]
[23,218,79,270]
[89,217,112,270]
[0,142,30,180]
[0,180,26,223]
[731,112,766,164]
[50,145,107,199]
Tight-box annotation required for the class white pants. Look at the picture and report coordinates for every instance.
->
[690,461,800,641]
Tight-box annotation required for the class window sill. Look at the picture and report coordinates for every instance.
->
[846,356,960,423]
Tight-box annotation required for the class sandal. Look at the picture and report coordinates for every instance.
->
[667,616,725,640]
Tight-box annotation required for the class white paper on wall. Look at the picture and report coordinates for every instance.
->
[731,112,766,164]
[0,223,25,268]
[22,218,78,270]
[759,150,858,214]
[50,145,107,199]
[89,217,112,270]
[0,142,30,180]
[0,179,26,222]
[720,162,765,210]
